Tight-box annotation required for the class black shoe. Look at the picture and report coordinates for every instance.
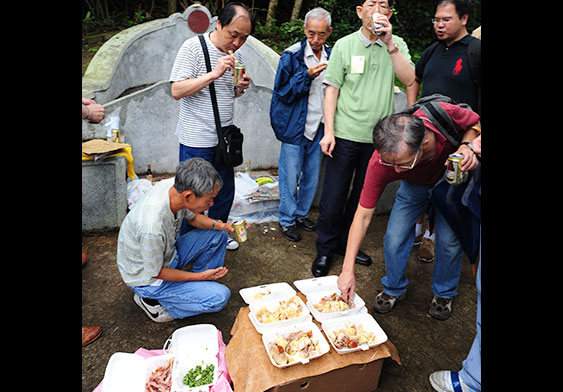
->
[296,217,317,231]
[335,247,372,266]
[311,254,332,277]
[281,225,301,242]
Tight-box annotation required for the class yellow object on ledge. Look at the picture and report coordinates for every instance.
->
[82,139,138,181]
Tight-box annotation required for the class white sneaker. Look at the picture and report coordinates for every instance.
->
[133,294,173,323]
[429,371,478,392]
[226,236,239,250]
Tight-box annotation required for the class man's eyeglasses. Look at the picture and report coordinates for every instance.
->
[431,17,453,24]
[378,149,421,170]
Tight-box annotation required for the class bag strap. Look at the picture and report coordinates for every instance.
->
[198,34,223,139]
[419,102,461,147]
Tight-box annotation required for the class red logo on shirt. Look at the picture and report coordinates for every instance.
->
[452,58,463,75]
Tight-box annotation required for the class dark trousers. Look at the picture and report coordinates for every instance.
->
[315,137,375,257]
[178,144,235,235]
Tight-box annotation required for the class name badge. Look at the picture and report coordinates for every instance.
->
[350,56,365,74]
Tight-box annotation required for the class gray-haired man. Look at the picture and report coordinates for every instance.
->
[116,158,235,322]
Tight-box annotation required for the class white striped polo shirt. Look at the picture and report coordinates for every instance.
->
[169,32,243,148]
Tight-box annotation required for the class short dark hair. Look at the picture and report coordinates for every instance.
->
[372,113,426,155]
[437,0,472,19]
[217,2,255,33]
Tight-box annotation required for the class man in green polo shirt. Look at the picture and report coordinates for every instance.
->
[312,0,415,277]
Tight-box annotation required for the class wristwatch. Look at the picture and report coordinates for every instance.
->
[387,42,399,55]
[460,141,474,151]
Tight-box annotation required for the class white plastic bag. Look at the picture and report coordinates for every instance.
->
[126,178,153,208]
[234,172,259,199]
[104,107,121,141]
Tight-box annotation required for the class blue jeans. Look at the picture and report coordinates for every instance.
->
[278,127,324,227]
[459,234,481,391]
[130,229,231,319]
[382,180,464,298]
[179,144,235,223]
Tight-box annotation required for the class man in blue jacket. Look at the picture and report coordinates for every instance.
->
[270,7,333,242]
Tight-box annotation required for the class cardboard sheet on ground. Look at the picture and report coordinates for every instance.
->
[226,294,401,392]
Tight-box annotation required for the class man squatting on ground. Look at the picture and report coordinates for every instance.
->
[116,158,233,322]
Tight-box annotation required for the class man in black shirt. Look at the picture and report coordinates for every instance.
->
[406,0,480,268]
[407,0,480,114]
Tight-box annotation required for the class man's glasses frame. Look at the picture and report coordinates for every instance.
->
[378,149,421,170]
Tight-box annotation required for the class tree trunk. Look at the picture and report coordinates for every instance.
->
[290,0,303,21]
[168,0,176,15]
[266,0,278,26]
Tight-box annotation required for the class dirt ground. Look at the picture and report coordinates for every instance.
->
[82,206,477,392]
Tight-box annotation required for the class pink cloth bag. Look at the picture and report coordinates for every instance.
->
[92,330,233,392]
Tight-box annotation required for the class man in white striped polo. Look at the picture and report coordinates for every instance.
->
[170,2,254,250]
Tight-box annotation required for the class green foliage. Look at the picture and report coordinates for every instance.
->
[254,0,480,58]
[255,19,307,53]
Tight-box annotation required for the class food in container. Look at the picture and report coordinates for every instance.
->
[326,322,377,350]
[261,322,330,368]
[306,289,366,322]
[293,276,367,322]
[313,292,356,313]
[164,324,219,392]
[322,313,388,355]
[254,295,304,323]
[182,361,215,388]
[145,358,173,391]
[267,330,319,366]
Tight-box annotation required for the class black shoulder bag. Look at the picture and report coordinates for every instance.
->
[198,34,244,168]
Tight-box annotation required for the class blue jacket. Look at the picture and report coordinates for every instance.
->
[270,38,332,145]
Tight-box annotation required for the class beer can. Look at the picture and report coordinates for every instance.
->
[233,65,245,85]
[111,129,121,143]
[446,154,468,184]
[234,219,248,242]
[371,12,384,35]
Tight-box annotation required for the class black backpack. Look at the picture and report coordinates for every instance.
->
[398,94,473,148]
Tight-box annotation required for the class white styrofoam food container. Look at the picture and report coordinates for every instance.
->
[103,353,174,392]
[293,275,339,295]
[293,276,366,322]
[321,313,388,355]
[261,321,330,368]
[306,289,366,322]
[166,324,219,392]
[239,282,296,305]
[103,324,219,392]
[248,294,310,334]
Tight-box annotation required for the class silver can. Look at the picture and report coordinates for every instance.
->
[371,13,384,35]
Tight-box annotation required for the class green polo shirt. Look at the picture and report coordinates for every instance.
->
[323,29,413,144]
